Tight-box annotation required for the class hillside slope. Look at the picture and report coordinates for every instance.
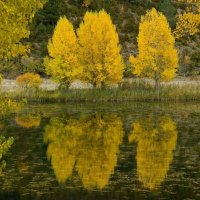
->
[1,0,199,78]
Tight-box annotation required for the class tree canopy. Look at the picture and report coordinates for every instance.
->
[0,0,47,59]
[129,8,178,88]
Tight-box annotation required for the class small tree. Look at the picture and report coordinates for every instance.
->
[45,17,82,88]
[77,10,124,88]
[129,8,178,88]
[16,73,42,89]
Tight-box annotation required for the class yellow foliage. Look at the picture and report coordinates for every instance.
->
[0,98,21,116]
[175,13,200,38]
[129,8,178,87]
[174,0,200,38]
[44,114,124,189]
[0,98,23,176]
[0,99,17,175]
[0,135,14,175]
[129,115,178,190]
[77,10,124,88]
[0,0,47,59]
[45,16,82,87]
[16,73,42,89]
[15,114,41,128]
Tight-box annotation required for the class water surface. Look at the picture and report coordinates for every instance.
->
[0,103,199,200]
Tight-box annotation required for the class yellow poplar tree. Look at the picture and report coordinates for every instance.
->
[174,0,200,38]
[129,8,178,88]
[0,0,47,60]
[77,10,124,88]
[45,17,82,88]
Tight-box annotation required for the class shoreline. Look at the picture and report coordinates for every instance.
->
[1,77,200,92]
[1,77,200,103]
[1,87,200,103]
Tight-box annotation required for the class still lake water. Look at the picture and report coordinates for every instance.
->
[0,103,200,200]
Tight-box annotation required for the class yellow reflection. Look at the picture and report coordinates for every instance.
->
[129,115,177,190]
[0,136,14,175]
[0,98,21,116]
[44,114,124,189]
[44,117,81,183]
[15,114,41,128]
[0,99,18,174]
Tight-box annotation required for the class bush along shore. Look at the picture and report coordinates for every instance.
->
[1,81,200,103]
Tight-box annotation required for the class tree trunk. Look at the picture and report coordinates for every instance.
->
[155,79,160,90]
[93,82,97,89]
[101,81,106,89]
[59,81,70,90]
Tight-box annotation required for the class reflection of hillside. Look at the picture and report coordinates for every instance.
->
[44,114,124,189]
[15,114,41,128]
[129,115,178,190]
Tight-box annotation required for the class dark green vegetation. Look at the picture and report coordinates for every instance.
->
[0,0,199,78]
[0,102,200,199]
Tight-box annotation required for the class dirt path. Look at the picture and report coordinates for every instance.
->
[0,79,92,92]
[1,77,200,92]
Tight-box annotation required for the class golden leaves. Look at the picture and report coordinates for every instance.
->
[0,0,47,59]
[77,10,124,87]
[129,8,178,84]
[45,17,82,87]
[46,10,124,88]
[174,13,200,38]
[16,73,42,89]
[174,0,200,38]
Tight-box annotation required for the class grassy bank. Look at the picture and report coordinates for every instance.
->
[1,83,200,103]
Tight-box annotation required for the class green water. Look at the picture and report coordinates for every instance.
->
[0,103,200,200]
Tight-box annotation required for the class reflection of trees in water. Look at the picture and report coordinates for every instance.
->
[44,117,81,183]
[44,114,124,189]
[129,115,178,190]
[0,136,14,175]
[0,99,19,175]
[0,99,21,116]
[15,114,41,128]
